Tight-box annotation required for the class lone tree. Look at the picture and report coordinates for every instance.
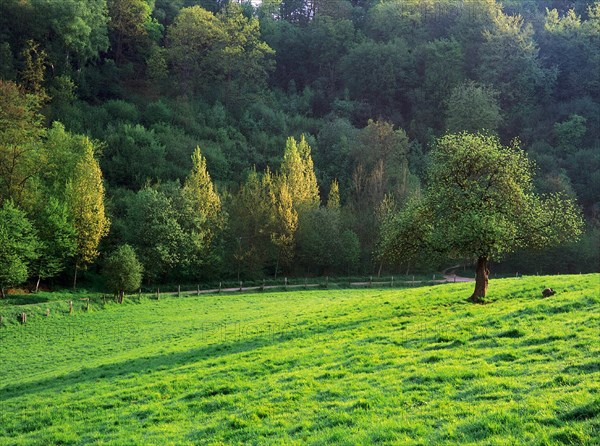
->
[380,133,583,303]
[103,244,143,304]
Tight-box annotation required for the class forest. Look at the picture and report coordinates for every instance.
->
[0,0,598,292]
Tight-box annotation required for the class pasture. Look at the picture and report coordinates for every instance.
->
[0,274,598,445]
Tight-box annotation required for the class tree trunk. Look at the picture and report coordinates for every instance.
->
[469,256,489,303]
[35,275,41,293]
[0,287,5,299]
[119,290,124,304]
[73,264,78,291]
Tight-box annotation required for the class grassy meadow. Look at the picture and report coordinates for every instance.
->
[0,274,599,445]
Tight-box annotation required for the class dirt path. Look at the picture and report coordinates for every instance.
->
[441,265,475,283]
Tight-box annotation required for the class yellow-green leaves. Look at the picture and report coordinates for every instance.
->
[280,135,320,211]
[67,139,110,269]
[327,180,340,210]
[181,146,225,249]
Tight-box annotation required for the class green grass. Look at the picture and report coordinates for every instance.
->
[0,274,598,445]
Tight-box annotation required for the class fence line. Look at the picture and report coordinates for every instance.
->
[153,275,457,298]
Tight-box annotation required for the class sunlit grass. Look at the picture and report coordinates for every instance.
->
[0,274,598,445]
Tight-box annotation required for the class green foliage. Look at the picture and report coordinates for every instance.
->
[0,201,39,294]
[103,123,166,189]
[1,0,598,280]
[445,81,502,134]
[227,168,277,278]
[0,80,45,208]
[167,4,273,98]
[554,114,587,152]
[0,0,109,71]
[179,147,226,273]
[478,9,553,110]
[103,244,143,296]
[123,187,186,282]
[20,40,49,102]
[381,133,584,294]
[32,198,76,284]
[280,135,320,211]
[427,133,582,259]
[340,38,416,118]
[108,0,155,64]
[67,139,110,273]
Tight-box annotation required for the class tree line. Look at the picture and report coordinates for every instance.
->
[0,0,598,293]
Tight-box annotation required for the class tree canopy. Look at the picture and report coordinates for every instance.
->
[0,0,597,291]
[380,133,584,302]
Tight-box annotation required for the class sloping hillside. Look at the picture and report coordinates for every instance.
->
[0,275,598,445]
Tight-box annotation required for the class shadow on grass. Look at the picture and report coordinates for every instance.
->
[0,296,50,306]
[0,316,372,401]
[0,335,277,401]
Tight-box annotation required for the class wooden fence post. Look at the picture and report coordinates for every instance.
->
[178,285,181,297]
[157,288,160,300]
[391,276,394,287]
[219,282,222,293]
[285,277,288,290]
[69,300,73,314]
[261,279,265,291]
[239,281,243,291]
[325,276,328,288]
[20,312,26,324]
[369,276,372,287]
[412,275,415,286]
[304,278,307,290]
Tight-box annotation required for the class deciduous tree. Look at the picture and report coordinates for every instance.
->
[380,133,583,302]
[67,140,110,289]
[103,244,143,303]
[180,147,226,272]
[0,201,39,297]
[0,80,45,208]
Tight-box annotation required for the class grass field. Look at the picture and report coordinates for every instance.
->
[0,274,598,445]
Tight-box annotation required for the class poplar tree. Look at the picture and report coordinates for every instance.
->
[67,140,110,289]
[180,147,225,267]
[327,179,340,210]
[280,135,320,210]
[267,169,298,277]
[229,167,274,278]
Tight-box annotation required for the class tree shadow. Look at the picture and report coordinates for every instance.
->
[0,296,50,306]
[0,315,373,402]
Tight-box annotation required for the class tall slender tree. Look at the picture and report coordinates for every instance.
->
[180,146,225,266]
[67,140,110,289]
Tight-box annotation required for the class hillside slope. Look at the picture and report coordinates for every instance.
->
[0,275,598,445]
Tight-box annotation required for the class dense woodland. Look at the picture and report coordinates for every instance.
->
[0,0,598,292]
